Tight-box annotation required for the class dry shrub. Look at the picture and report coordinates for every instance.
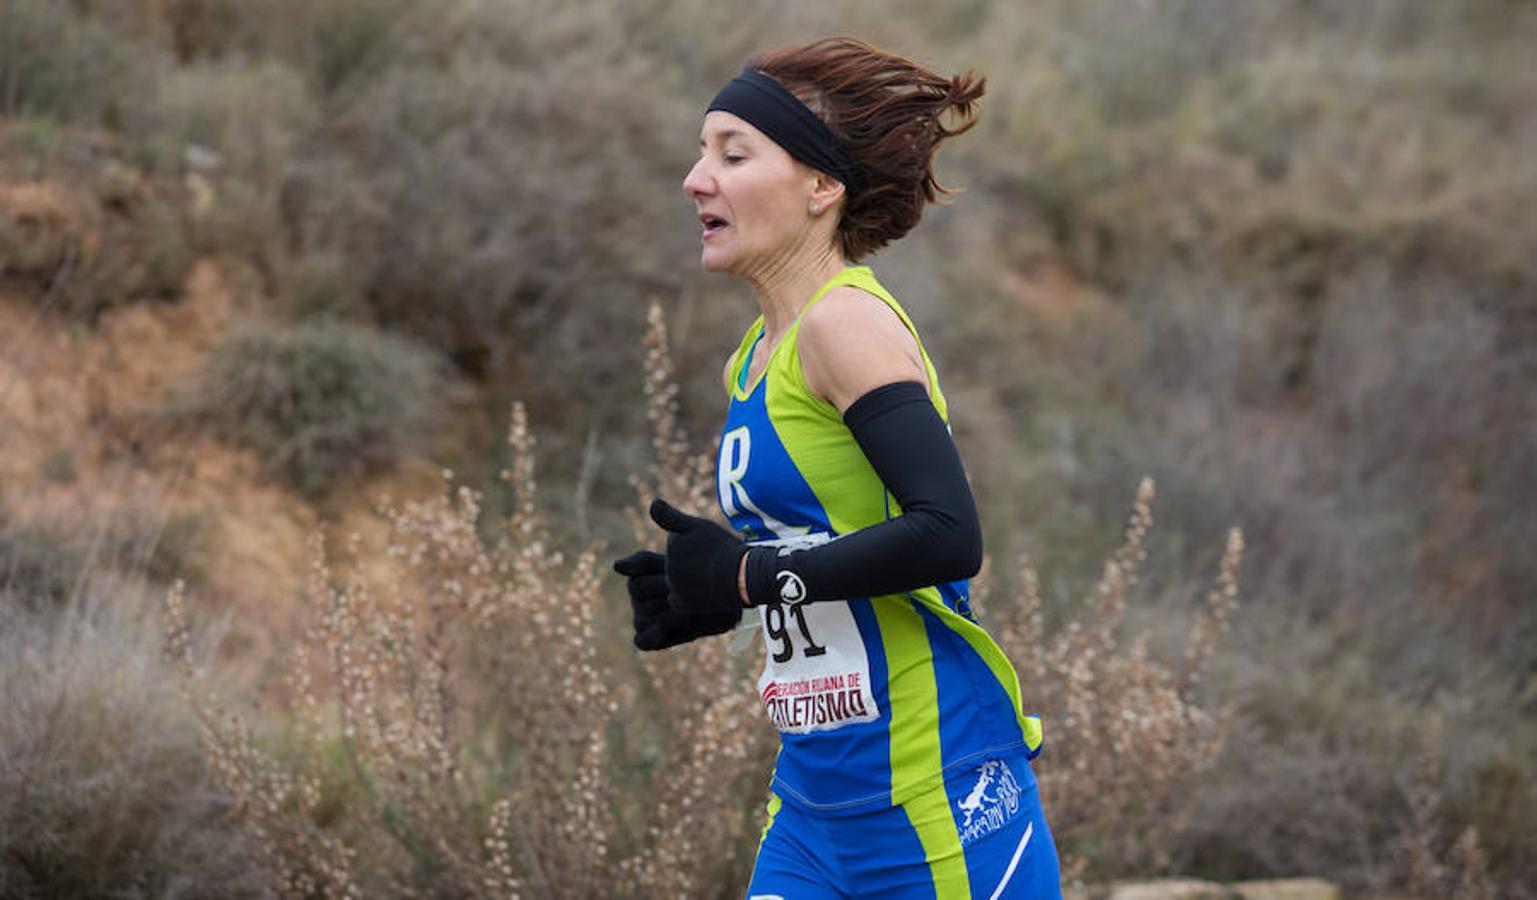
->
[0,584,266,898]
[991,259,1535,891]
[167,302,771,897]
[0,177,96,281]
[117,56,314,279]
[166,420,608,896]
[0,139,201,318]
[158,0,418,95]
[159,301,1268,896]
[282,248,367,322]
[627,299,715,530]
[0,517,83,611]
[1447,750,1537,898]
[1074,261,1537,896]
[0,0,159,123]
[615,301,775,896]
[1403,721,1498,900]
[279,0,703,401]
[124,57,316,185]
[0,502,209,611]
[966,0,1537,292]
[982,477,1244,880]
[180,320,445,496]
[1176,702,1518,897]
[6,1,1531,891]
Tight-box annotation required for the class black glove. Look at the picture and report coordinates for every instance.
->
[649,498,751,616]
[613,549,740,651]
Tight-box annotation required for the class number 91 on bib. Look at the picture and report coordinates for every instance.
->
[757,601,880,734]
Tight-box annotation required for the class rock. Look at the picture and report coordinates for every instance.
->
[1107,880,1237,900]
[1231,881,1340,900]
[1075,877,1342,900]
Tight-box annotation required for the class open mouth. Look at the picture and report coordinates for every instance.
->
[700,214,730,237]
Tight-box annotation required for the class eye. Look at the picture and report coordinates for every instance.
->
[723,152,746,165]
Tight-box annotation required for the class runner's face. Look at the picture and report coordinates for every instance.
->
[683,111,815,276]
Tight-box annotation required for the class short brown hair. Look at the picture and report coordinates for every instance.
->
[743,36,985,261]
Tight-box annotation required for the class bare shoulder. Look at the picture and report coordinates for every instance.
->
[801,285,904,333]
[799,285,927,413]
[722,350,737,394]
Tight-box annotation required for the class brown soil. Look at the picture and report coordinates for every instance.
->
[2,182,447,668]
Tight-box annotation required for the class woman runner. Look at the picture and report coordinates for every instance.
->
[613,36,1062,898]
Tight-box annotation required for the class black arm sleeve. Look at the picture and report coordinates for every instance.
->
[741,380,983,605]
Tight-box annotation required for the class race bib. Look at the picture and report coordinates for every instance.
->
[752,534,880,735]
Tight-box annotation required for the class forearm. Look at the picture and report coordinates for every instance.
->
[739,381,982,606]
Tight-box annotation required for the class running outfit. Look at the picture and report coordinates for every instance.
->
[717,265,1061,898]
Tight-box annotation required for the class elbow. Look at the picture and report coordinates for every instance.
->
[954,519,983,580]
[952,495,984,579]
[937,539,981,584]
[963,540,984,580]
[930,508,983,582]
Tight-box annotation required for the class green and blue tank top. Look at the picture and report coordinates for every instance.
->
[717,265,1044,815]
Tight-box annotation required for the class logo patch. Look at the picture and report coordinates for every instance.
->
[776,570,807,604]
[955,759,1024,847]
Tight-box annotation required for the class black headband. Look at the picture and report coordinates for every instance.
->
[707,69,866,197]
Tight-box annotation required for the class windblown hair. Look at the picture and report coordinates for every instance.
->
[743,36,985,261]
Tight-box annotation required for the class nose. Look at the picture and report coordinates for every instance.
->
[682,157,713,199]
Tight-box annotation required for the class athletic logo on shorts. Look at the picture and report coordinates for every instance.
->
[956,759,1023,847]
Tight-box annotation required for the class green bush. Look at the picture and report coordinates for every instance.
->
[185,177,286,284]
[0,0,160,124]
[131,191,197,299]
[962,0,1537,292]
[74,186,197,318]
[0,126,203,317]
[282,248,367,322]
[281,0,703,385]
[186,320,444,495]
[123,57,316,186]
[165,0,418,95]
[2,116,70,178]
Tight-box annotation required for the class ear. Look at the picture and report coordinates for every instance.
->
[808,170,847,215]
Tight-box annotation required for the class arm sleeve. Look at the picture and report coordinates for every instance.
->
[741,380,983,605]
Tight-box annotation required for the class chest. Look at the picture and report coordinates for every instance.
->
[718,359,886,543]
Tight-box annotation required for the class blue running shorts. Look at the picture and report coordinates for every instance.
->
[747,754,1061,899]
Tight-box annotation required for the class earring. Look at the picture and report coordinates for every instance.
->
[810,202,821,214]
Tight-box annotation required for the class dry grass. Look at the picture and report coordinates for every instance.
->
[613,301,774,897]
[166,438,613,896]
[161,304,1251,896]
[982,478,1243,880]
[1401,720,1498,900]
[1,581,266,898]
[165,302,771,898]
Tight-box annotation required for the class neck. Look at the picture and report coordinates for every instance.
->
[741,240,849,339]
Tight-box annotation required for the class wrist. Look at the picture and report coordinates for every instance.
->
[737,551,751,606]
[741,546,783,607]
